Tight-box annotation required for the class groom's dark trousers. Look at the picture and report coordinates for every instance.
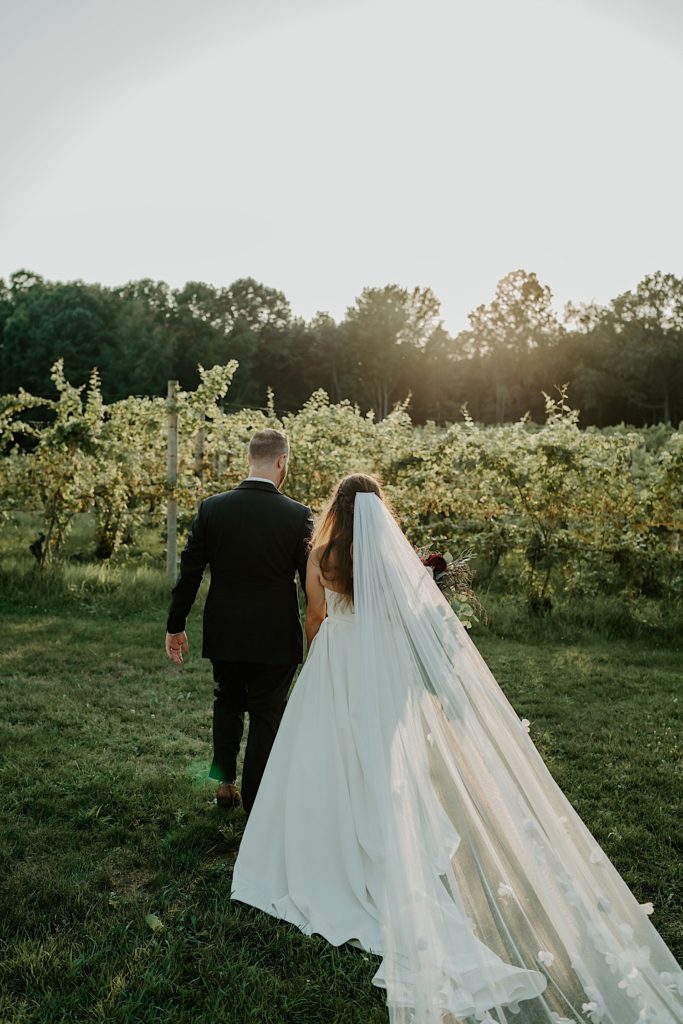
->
[166,480,314,813]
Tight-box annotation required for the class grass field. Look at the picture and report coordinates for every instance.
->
[0,560,681,1024]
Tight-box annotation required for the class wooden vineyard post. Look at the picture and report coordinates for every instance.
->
[194,413,205,482]
[166,380,179,581]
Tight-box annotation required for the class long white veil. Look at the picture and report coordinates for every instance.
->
[352,492,683,1024]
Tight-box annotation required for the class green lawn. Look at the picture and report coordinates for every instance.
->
[0,582,681,1024]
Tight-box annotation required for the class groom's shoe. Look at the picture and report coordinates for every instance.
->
[216,782,242,809]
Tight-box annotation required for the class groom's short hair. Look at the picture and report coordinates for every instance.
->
[248,428,289,463]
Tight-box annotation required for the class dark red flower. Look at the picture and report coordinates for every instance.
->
[421,552,448,574]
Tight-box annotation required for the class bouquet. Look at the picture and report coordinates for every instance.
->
[417,548,487,629]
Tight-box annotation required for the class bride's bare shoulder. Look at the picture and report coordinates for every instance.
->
[311,544,347,593]
[309,544,335,581]
[309,544,325,567]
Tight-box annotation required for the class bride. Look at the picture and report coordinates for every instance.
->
[231,474,683,1024]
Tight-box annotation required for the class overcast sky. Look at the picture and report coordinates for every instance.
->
[1,0,681,333]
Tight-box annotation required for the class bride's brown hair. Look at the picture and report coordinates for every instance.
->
[310,473,391,601]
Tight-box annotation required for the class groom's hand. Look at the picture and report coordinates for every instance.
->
[166,631,189,665]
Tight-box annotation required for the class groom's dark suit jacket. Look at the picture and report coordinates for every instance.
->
[166,480,314,665]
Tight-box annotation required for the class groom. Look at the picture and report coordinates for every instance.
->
[165,428,314,813]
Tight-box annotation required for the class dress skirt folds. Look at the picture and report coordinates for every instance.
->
[231,495,683,1024]
[233,591,545,1020]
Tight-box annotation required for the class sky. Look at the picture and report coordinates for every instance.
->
[1,0,682,334]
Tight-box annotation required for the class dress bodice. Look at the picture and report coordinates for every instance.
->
[324,587,355,623]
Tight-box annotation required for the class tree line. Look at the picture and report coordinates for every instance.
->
[1,268,682,426]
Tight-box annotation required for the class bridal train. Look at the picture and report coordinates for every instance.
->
[231,493,683,1024]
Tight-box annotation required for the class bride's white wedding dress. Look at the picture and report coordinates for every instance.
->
[231,495,683,1024]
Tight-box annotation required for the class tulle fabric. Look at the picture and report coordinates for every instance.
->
[231,492,683,1023]
[352,492,683,1024]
